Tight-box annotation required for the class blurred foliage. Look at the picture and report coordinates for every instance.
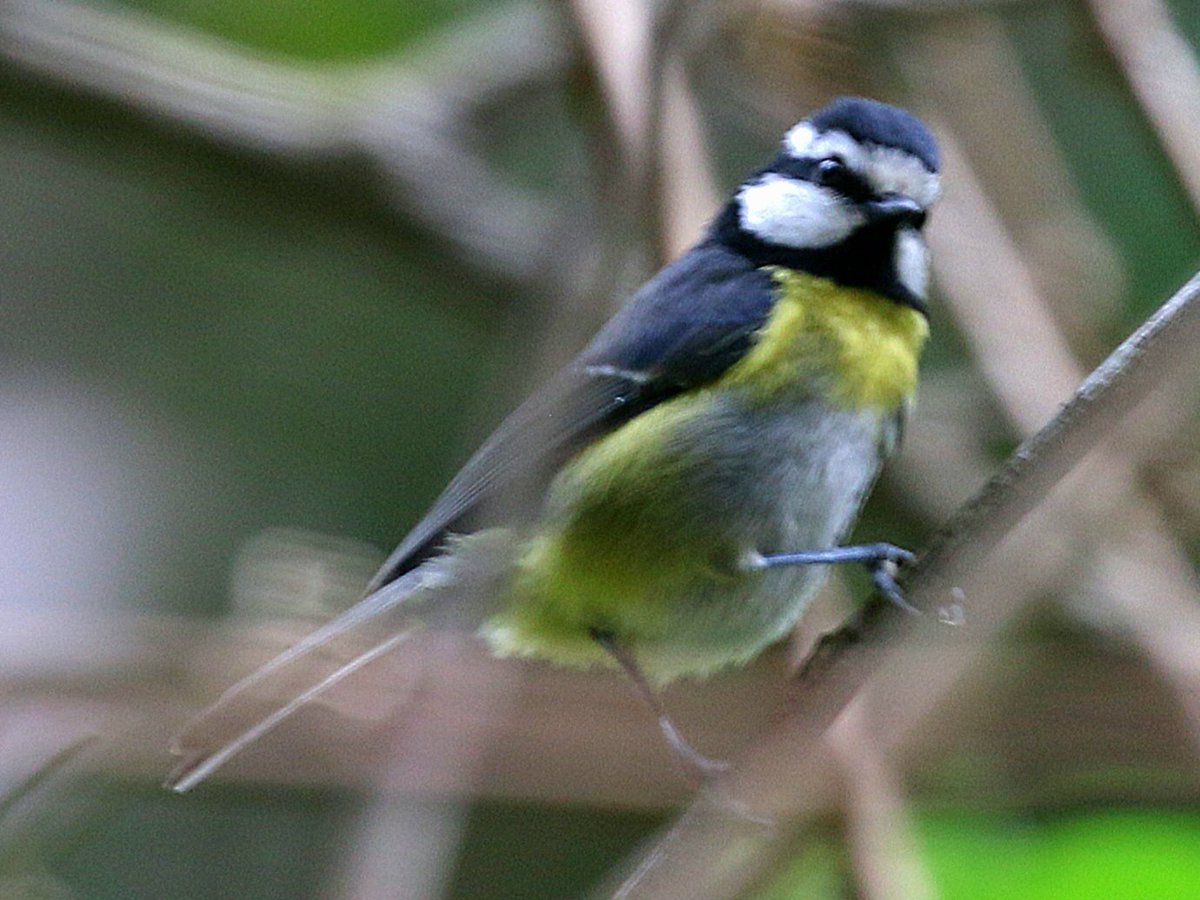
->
[3,777,662,899]
[0,73,525,617]
[919,810,1200,900]
[751,831,846,900]
[111,0,483,60]
[48,783,357,900]
[755,811,1200,899]
[1006,2,1200,330]
[450,802,662,899]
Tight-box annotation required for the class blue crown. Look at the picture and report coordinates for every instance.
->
[809,97,939,172]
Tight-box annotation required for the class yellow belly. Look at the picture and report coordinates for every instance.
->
[478,270,926,682]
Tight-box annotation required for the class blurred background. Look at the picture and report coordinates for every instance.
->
[1,0,1199,897]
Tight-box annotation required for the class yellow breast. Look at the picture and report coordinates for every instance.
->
[719,267,928,410]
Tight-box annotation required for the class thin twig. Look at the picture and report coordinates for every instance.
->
[925,126,1086,431]
[0,0,567,282]
[827,702,936,900]
[1088,0,1200,211]
[901,13,1125,346]
[913,271,1200,610]
[330,647,524,900]
[570,0,724,265]
[0,737,98,827]
[642,0,723,262]
[600,270,1200,896]
[857,114,1200,771]
[656,59,721,259]
[570,0,655,171]
[926,127,1200,750]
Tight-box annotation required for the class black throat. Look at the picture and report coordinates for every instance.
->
[710,201,928,314]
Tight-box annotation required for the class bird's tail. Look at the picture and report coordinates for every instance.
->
[166,567,433,793]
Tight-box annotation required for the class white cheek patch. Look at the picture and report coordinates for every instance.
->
[894,227,930,299]
[737,174,862,249]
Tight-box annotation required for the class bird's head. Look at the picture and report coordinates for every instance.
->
[717,97,940,309]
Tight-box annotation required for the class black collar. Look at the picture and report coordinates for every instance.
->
[710,202,928,315]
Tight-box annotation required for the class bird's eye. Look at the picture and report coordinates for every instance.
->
[814,155,871,201]
[815,156,848,183]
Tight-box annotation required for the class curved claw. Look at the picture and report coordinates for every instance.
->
[864,542,916,567]
[659,716,731,785]
[868,557,921,616]
[752,542,922,615]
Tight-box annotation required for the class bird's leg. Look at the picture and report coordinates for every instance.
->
[752,542,920,614]
[589,627,729,783]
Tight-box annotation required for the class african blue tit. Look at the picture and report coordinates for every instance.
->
[169,96,940,790]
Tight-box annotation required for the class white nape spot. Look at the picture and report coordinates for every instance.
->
[738,174,861,249]
[894,227,930,299]
[784,126,868,171]
[783,122,817,156]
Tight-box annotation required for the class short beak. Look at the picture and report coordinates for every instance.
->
[862,195,925,228]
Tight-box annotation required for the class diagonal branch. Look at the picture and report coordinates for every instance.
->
[0,0,568,282]
[599,269,1200,897]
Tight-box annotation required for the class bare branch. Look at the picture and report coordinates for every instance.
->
[883,24,1200,823]
[871,116,1200,768]
[568,0,723,266]
[570,0,655,170]
[929,128,1200,750]
[0,0,355,154]
[828,703,936,900]
[1088,0,1200,211]
[926,127,1087,432]
[656,59,722,259]
[0,0,569,282]
[900,14,1126,346]
[600,270,1200,895]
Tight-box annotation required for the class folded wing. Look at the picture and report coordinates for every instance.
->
[167,241,775,790]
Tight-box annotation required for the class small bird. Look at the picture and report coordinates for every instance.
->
[168,96,940,790]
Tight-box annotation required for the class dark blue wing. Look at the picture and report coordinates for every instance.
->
[366,239,776,591]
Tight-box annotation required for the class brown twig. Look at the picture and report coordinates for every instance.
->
[932,131,1200,747]
[600,269,1200,896]
[856,115,1200,768]
[827,702,936,900]
[568,0,722,266]
[0,0,567,282]
[900,13,1125,346]
[1088,0,1200,211]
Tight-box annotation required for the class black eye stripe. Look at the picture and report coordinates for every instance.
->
[816,160,874,201]
[770,156,818,181]
[766,155,874,202]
